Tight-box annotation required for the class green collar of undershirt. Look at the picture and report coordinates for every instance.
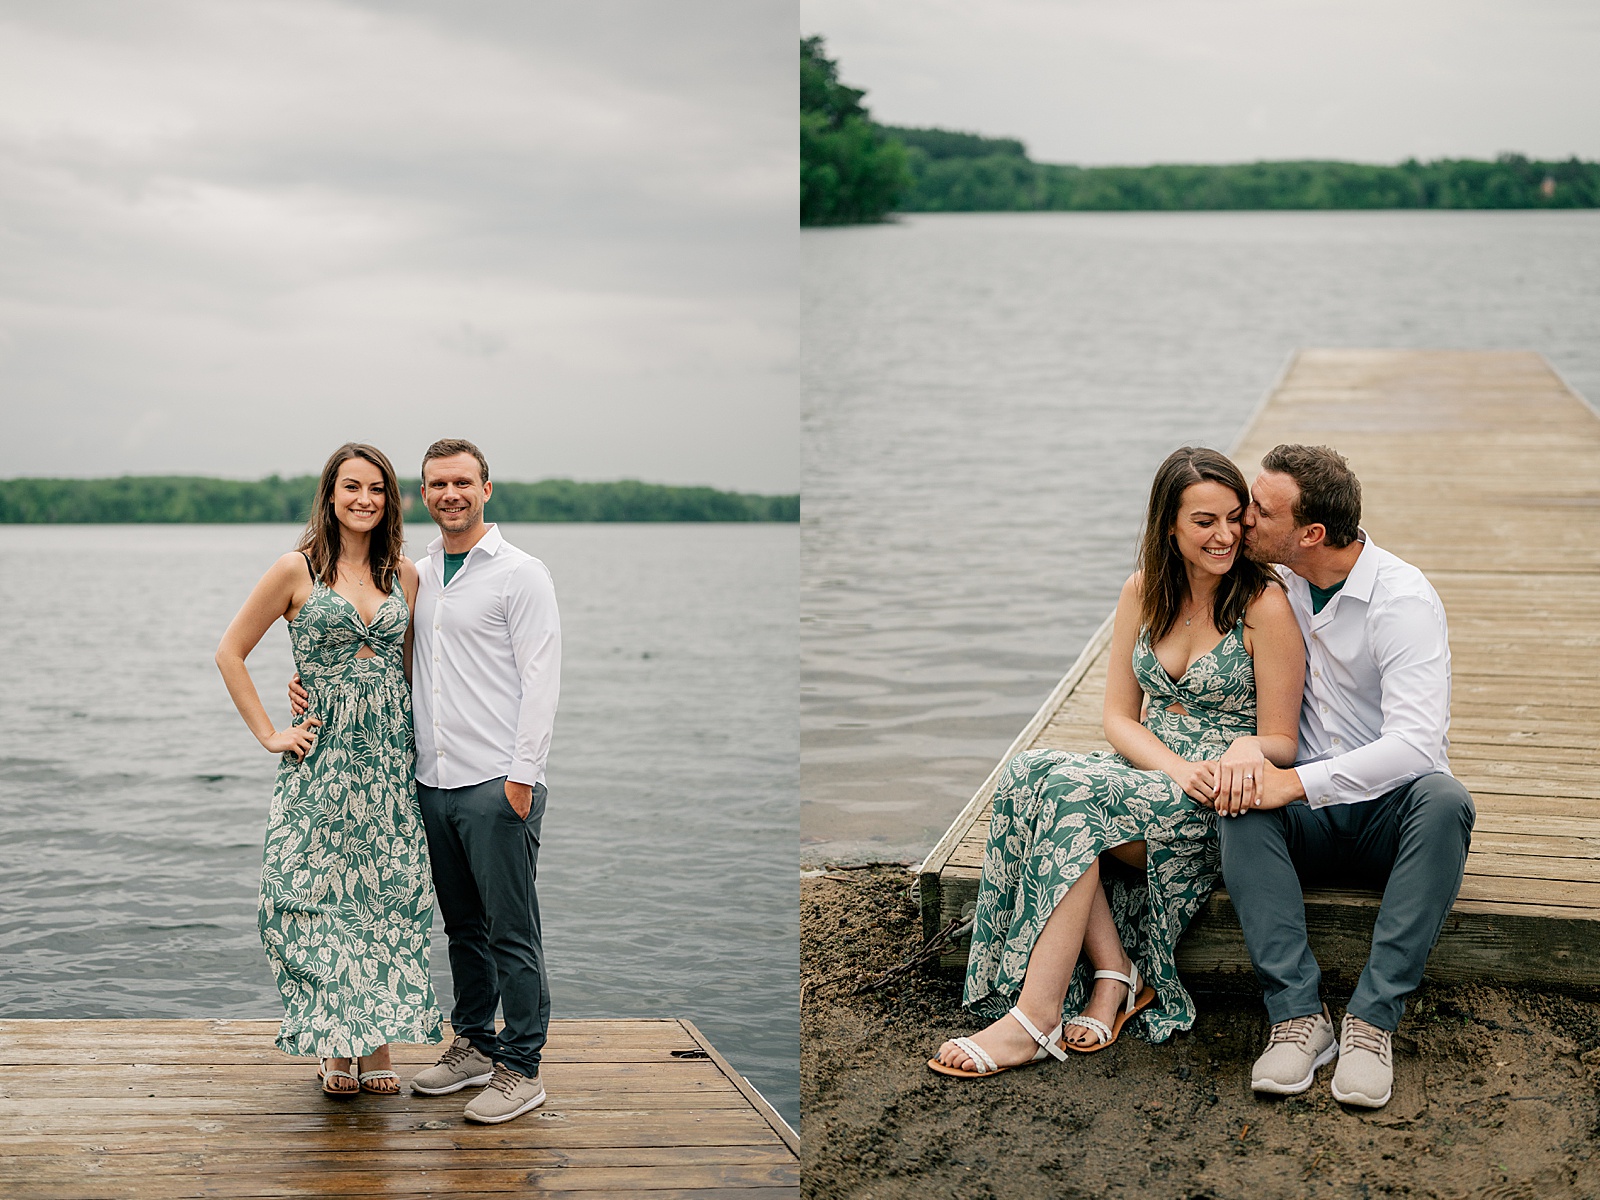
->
[443,550,469,587]
[1308,577,1346,614]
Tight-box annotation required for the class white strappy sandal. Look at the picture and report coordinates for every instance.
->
[927,1006,1070,1078]
[358,1068,400,1095]
[318,1059,358,1096]
[1064,961,1156,1054]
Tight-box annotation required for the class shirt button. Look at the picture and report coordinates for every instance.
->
[434,624,440,631]
[436,750,443,757]
[1332,736,1341,745]
[1312,670,1320,678]
[1320,704,1328,713]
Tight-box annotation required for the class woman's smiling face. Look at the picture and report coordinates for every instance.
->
[331,455,386,536]
[1171,479,1244,579]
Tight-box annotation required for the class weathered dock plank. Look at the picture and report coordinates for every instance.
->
[0,1018,798,1200]
[920,349,1600,989]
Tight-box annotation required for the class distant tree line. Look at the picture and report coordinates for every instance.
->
[896,145,1600,212]
[801,37,1600,222]
[0,475,799,524]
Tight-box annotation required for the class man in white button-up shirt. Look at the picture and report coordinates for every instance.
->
[405,439,561,1125]
[1218,444,1474,1112]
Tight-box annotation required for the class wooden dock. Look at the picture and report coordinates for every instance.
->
[920,349,1600,988]
[0,1018,798,1199]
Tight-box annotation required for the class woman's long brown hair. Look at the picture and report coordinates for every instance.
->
[1137,446,1275,641]
[296,443,404,595]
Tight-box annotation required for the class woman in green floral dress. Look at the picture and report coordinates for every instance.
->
[217,443,441,1095]
[932,447,1306,1077]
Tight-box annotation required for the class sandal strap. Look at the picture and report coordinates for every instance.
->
[1065,1014,1113,1045]
[950,1036,1000,1075]
[358,1070,398,1083]
[1006,1007,1069,1061]
[1092,962,1144,1013]
[319,1062,358,1090]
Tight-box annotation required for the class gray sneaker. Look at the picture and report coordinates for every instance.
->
[410,1037,495,1096]
[463,1062,547,1124]
[1251,1003,1338,1095]
[1330,1013,1393,1108]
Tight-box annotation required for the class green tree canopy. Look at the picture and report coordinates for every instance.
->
[800,37,910,226]
[878,125,1027,161]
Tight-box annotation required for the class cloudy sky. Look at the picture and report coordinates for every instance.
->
[0,0,794,492]
[804,0,1600,166]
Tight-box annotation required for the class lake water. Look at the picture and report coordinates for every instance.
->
[0,522,798,1126]
[801,209,1600,867]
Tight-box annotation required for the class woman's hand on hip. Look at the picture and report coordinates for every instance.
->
[287,673,309,718]
[262,717,321,762]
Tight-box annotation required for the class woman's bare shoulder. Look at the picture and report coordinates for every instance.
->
[271,550,311,579]
[1247,580,1296,627]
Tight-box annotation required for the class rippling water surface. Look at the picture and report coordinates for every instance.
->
[802,210,1600,866]
[0,522,798,1125]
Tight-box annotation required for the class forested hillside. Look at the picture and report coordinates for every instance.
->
[803,38,1600,221]
[0,476,799,523]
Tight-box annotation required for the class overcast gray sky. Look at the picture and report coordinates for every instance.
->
[804,0,1600,166]
[0,0,794,492]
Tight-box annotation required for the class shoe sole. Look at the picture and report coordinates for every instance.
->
[410,1070,495,1096]
[464,1089,547,1124]
[1330,1080,1392,1108]
[1251,1042,1339,1095]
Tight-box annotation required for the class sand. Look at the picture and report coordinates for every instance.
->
[801,867,1600,1200]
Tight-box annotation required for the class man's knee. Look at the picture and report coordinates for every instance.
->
[1406,773,1475,837]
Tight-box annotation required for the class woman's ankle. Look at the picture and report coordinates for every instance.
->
[1088,949,1134,979]
[1014,1001,1065,1034]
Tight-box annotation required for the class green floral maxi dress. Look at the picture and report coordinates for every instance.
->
[259,576,442,1058]
[964,620,1256,1041]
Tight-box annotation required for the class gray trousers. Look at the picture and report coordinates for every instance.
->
[1217,772,1474,1031]
[416,777,550,1077]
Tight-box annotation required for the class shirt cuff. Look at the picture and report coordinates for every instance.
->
[508,761,541,787]
[1294,762,1336,809]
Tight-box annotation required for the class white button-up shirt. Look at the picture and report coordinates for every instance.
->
[413,524,560,790]
[1282,532,1453,808]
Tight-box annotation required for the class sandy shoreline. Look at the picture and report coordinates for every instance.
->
[801,867,1600,1199]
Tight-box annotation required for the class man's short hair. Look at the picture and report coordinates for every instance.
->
[422,438,490,485]
[1261,444,1361,549]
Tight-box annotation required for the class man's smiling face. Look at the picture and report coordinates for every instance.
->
[422,452,492,535]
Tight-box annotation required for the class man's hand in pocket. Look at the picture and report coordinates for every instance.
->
[504,780,533,820]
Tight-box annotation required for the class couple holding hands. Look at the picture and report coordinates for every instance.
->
[932,443,1474,1111]
[215,438,558,1125]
